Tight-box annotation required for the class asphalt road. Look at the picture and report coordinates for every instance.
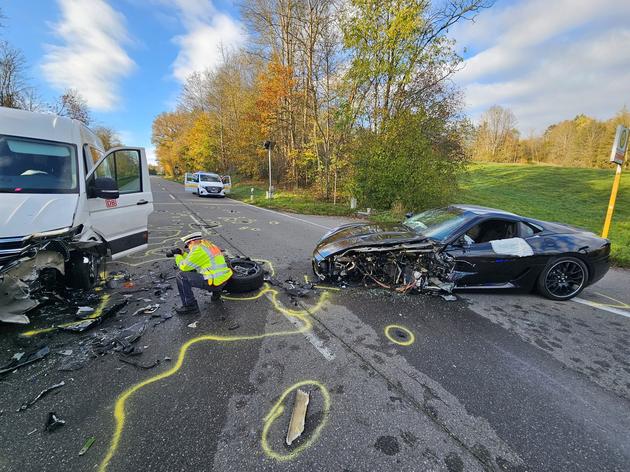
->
[1,176,629,472]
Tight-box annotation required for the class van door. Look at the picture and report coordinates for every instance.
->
[222,175,232,194]
[184,173,198,193]
[86,147,153,259]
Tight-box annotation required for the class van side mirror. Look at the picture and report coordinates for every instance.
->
[90,177,119,199]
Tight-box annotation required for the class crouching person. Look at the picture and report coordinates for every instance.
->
[169,232,233,315]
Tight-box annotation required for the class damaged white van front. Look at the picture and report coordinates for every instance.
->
[0,107,153,324]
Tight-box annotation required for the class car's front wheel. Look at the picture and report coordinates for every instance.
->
[537,256,588,301]
[224,258,265,293]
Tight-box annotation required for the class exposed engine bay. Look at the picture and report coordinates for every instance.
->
[313,242,457,294]
[0,228,104,324]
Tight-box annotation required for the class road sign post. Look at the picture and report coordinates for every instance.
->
[602,125,628,238]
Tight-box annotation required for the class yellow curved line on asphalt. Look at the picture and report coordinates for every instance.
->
[384,324,416,346]
[98,286,331,472]
[261,380,331,461]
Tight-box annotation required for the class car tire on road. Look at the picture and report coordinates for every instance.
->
[537,256,589,301]
[225,258,264,293]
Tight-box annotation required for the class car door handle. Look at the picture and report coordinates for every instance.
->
[136,200,149,205]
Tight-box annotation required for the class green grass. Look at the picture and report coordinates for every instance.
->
[230,164,630,266]
[458,163,629,266]
[230,182,355,217]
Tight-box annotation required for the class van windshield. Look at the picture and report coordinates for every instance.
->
[199,174,221,183]
[0,135,78,194]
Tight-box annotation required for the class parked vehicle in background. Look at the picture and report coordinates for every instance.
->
[0,107,154,323]
[184,171,229,197]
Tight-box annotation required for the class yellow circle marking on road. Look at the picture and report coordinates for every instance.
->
[261,380,331,461]
[384,325,415,346]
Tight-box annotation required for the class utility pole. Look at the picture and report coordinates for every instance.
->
[264,140,275,199]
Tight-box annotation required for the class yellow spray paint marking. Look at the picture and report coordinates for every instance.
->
[384,325,415,346]
[261,380,331,461]
[21,294,111,337]
[98,280,331,472]
[592,292,630,309]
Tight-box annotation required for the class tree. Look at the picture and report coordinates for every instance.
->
[0,41,29,108]
[472,106,518,161]
[52,88,91,125]
[93,126,122,151]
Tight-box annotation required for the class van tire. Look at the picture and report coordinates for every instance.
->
[66,252,99,289]
[225,258,264,293]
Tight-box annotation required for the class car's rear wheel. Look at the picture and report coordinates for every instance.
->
[537,257,588,301]
[224,258,265,293]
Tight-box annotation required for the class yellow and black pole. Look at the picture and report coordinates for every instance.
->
[602,125,628,239]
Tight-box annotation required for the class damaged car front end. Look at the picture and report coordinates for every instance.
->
[0,227,103,324]
[312,221,457,294]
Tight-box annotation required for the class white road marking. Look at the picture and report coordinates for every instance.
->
[573,297,630,319]
[188,214,212,236]
[265,292,335,361]
[169,194,175,200]
[231,199,332,230]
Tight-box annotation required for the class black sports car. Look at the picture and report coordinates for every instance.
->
[312,205,610,300]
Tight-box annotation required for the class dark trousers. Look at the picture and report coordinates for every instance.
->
[176,271,225,306]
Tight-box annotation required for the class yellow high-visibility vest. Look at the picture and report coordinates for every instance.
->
[175,240,233,286]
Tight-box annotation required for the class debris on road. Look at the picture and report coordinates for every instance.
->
[119,357,160,370]
[18,381,65,412]
[0,346,50,375]
[132,304,159,316]
[75,306,94,317]
[187,321,198,328]
[78,436,95,456]
[286,389,310,446]
[45,412,66,432]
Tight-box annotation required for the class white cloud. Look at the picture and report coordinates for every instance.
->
[452,0,630,132]
[170,0,246,83]
[41,0,135,111]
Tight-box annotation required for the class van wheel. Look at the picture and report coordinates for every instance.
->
[225,258,264,293]
[66,252,100,289]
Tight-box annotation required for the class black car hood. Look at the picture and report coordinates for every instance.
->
[314,222,428,259]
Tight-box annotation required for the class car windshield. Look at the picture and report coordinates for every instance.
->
[0,135,78,194]
[199,174,221,183]
[404,207,471,241]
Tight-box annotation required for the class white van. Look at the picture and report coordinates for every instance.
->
[0,107,154,323]
[184,171,230,197]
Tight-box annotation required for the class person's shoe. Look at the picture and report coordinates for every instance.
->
[211,292,222,302]
[175,304,199,315]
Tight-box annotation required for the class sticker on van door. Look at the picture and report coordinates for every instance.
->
[106,199,118,208]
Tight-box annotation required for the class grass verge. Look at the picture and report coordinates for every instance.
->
[223,164,630,267]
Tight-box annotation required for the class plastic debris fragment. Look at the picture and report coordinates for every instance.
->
[45,412,66,431]
[79,436,95,456]
[0,346,50,375]
[286,389,310,446]
[18,381,65,412]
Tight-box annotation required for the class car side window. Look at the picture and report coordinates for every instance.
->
[464,219,518,244]
[192,174,199,183]
[90,149,141,196]
[114,150,141,193]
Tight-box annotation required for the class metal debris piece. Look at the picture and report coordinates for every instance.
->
[18,381,65,412]
[132,304,159,316]
[58,350,73,356]
[286,389,310,446]
[45,412,66,431]
[76,306,95,317]
[119,357,160,370]
[78,436,95,456]
[440,294,457,301]
[63,319,97,332]
[0,346,50,375]
[187,321,198,328]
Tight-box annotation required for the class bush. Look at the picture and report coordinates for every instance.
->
[351,111,468,211]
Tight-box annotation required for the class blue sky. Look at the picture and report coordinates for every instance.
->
[2,0,630,160]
